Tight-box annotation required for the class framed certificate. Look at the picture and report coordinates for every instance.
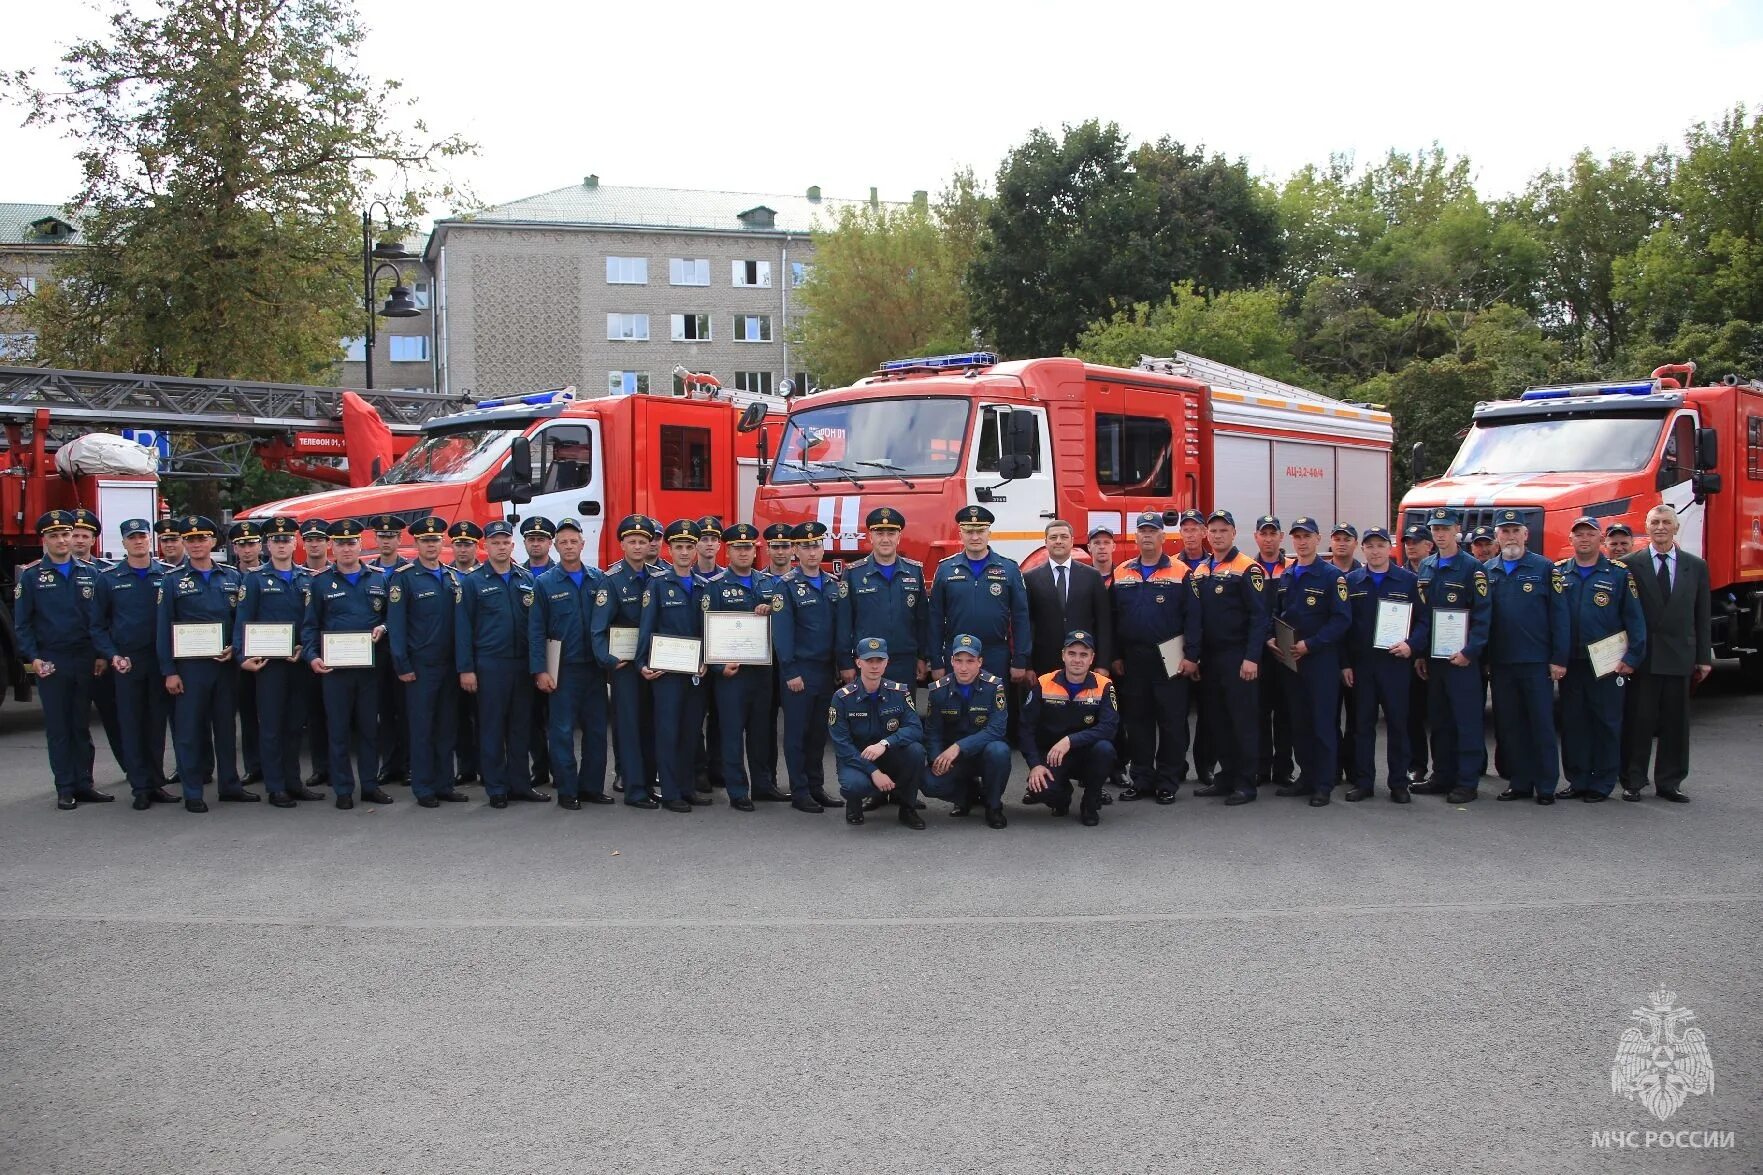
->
[322,631,375,668]
[1372,600,1413,650]
[546,638,563,680]
[1431,609,1469,659]
[171,621,225,659]
[241,622,295,659]
[704,611,772,665]
[648,634,703,674]
[606,625,639,662]
[1273,619,1299,670]
[1587,631,1629,678]
[1158,634,1185,678]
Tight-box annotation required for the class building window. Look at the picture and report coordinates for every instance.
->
[389,335,430,363]
[1094,413,1173,495]
[606,256,648,285]
[790,262,808,288]
[1,275,38,306]
[790,371,815,395]
[732,260,772,288]
[410,280,431,310]
[659,425,712,491]
[1747,415,1762,480]
[669,258,710,286]
[733,371,773,395]
[733,314,772,343]
[609,371,650,395]
[671,313,711,342]
[975,406,1044,475]
[341,336,368,362]
[607,313,650,341]
[0,331,37,360]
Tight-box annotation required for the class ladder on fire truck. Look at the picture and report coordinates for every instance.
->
[0,364,465,479]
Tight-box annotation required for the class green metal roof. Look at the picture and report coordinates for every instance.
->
[436,181,903,241]
[0,203,80,247]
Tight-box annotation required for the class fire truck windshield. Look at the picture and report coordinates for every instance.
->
[1447,412,1668,476]
[378,427,512,485]
[772,398,968,484]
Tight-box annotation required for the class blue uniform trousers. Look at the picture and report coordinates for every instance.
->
[112,648,170,794]
[608,665,650,804]
[454,686,478,780]
[921,741,1010,809]
[549,662,609,800]
[38,650,96,797]
[171,660,240,799]
[304,670,329,784]
[1560,661,1623,795]
[321,667,378,796]
[1258,666,1294,783]
[837,742,927,805]
[375,650,407,780]
[238,670,261,778]
[1286,652,1340,794]
[651,672,706,804]
[405,660,460,799]
[1490,662,1559,797]
[712,665,775,801]
[253,659,307,796]
[91,669,128,781]
[475,657,534,799]
[1033,742,1115,814]
[528,691,551,786]
[1351,657,1411,791]
[781,664,835,799]
[1201,651,1260,796]
[1427,660,1485,792]
[1406,671,1432,777]
[1119,648,1188,791]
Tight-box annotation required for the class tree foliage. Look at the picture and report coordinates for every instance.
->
[1070,283,1300,380]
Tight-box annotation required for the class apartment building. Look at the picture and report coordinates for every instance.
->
[337,232,436,393]
[0,203,80,361]
[423,177,910,401]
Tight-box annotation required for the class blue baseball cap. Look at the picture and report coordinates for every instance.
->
[1062,629,1096,649]
[1331,522,1358,539]
[1207,509,1235,527]
[1288,517,1320,535]
[1361,526,1392,543]
[484,520,515,539]
[1426,507,1459,528]
[855,636,889,660]
[119,518,152,538]
[949,634,983,657]
[1255,515,1281,533]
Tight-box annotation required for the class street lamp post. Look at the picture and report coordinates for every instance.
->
[361,201,420,389]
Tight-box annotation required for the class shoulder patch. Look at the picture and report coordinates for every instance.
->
[834,682,859,699]
[1474,571,1489,597]
[827,706,839,727]
[994,688,1006,710]
[1248,565,1265,591]
[1336,578,1348,601]
[595,588,609,607]
[641,590,651,608]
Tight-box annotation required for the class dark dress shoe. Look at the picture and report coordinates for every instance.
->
[185,799,208,813]
[752,787,790,802]
[1536,795,1556,806]
[1154,788,1178,805]
[949,805,970,817]
[147,787,178,803]
[1660,790,1690,803]
[1193,783,1231,798]
[513,789,553,803]
[1582,791,1609,803]
[1621,789,1643,802]
[1389,786,1412,804]
[1556,787,1587,800]
[898,805,926,830]
[662,799,693,813]
[731,797,756,812]
[1410,780,1451,795]
[168,771,182,785]
[57,796,78,810]
[131,793,152,810]
[1116,787,1150,801]
[625,797,660,810]
[1099,790,1113,805]
[417,795,441,808]
[863,794,888,812]
[985,808,1008,829]
[435,789,469,802]
[1275,782,1313,797]
[1404,768,1428,783]
[685,791,713,806]
[287,786,324,801]
[1445,787,1478,804]
[808,787,844,808]
[1309,793,1331,807]
[1496,788,1529,801]
[336,795,355,809]
[792,797,825,814]
[846,806,864,825]
[581,793,614,805]
[1020,790,1045,806]
[489,796,509,809]
[1224,791,1257,806]
[72,788,115,803]
[558,796,582,810]
[1050,804,1069,817]
[454,773,480,786]
[268,793,298,808]
[242,771,264,785]
[1079,809,1100,827]
[1344,787,1373,802]
[362,788,395,804]
[375,771,406,786]
[304,775,329,789]
[219,789,261,803]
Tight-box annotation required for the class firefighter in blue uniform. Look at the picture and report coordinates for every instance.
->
[692,515,726,793]
[1342,527,1427,803]
[1251,515,1294,790]
[69,507,132,785]
[1187,510,1271,805]
[592,515,661,810]
[1172,508,1216,786]
[388,516,468,807]
[15,510,107,808]
[533,517,611,810]
[91,518,177,807]
[155,515,250,811]
[920,633,1011,828]
[297,517,331,790]
[364,514,409,787]
[761,522,794,783]
[1268,517,1352,806]
[772,520,846,813]
[228,518,265,786]
[235,516,319,807]
[829,637,927,829]
[703,523,786,811]
[458,519,543,808]
[1557,515,1648,801]
[154,518,184,566]
[447,520,484,786]
[1413,508,1493,803]
[1483,508,1571,804]
[519,515,557,790]
[1110,510,1192,803]
[301,518,394,809]
[927,505,1030,682]
[1400,523,1437,785]
[1020,630,1119,827]
[835,507,929,688]
[637,518,711,813]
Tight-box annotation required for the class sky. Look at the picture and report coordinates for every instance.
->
[5,0,1762,219]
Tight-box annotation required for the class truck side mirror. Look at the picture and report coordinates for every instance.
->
[737,402,767,433]
[489,436,534,504]
[996,409,1037,481]
[1409,441,1428,483]
[1695,427,1718,470]
[509,436,533,484]
[1693,470,1722,499]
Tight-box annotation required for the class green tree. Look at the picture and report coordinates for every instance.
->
[1070,282,1301,380]
[792,176,986,388]
[6,0,470,383]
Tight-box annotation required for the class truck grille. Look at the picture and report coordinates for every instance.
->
[1402,506,1545,553]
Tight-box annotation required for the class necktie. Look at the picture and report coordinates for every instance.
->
[1055,563,1067,605]
[1656,552,1671,599]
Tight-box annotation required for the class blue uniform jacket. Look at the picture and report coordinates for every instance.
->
[15,558,102,658]
[1273,559,1351,651]
[638,567,706,663]
[922,671,1009,760]
[928,549,1030,668]
[531,564,603,673]
[1417,551,1492,659]
[834,555,928,670]
[300,565,388,664]
[388,562,461,673]
[1558,556,1646,669]
[1483,551,1571,666]
[456,563,536,673]
[1111,555,1190,647]
[702,568,779,672]
[233,566,310,661]
[1019,670,1119,765]
[773,568,842,679]
[589,560,649,669]
[827,679,923,777]
[1186,548,1270,662]
[91,559,173,657]
[155,562,245,665]
[1344,564,1428,668]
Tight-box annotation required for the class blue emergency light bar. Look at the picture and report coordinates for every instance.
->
[878,351,999,372]
[1519,380,1657,401]
[473,388,576,410]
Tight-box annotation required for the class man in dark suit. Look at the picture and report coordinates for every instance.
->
[1026,519,1113,676]
[1621,505,1712,802]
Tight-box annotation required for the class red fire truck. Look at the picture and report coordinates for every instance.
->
[750,351,1394,568]
[1398,362,1763,680]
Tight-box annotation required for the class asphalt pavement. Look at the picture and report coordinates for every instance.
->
[1,670,1759,1174]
